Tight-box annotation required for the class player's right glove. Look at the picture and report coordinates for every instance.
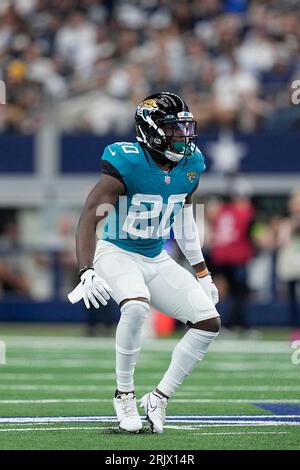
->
[80,268,112,309]
[76,268,112,309]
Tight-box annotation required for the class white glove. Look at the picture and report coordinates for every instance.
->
[197,274,219,305]
[68,269,112,309]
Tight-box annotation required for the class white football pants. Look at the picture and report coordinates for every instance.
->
[94,240,219,325]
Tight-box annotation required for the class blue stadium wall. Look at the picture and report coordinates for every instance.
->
[0,298,295,327]
[0,131,300,174]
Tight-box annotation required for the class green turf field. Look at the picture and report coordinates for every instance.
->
[0,326,300,450]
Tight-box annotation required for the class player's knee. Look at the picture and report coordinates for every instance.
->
[120,299,150,328]
[189,316,221,333]
[120,297,149,309]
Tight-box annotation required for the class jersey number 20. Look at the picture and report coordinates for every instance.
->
[123,193,187,238]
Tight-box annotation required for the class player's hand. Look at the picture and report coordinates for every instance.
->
[80,269,112,309]
[197,274,219,305]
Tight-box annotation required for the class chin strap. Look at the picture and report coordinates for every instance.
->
[137,135,193,163]
[164,150,185,163]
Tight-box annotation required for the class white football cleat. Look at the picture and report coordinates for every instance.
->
[113,392,143,433]
[140,390,168,434]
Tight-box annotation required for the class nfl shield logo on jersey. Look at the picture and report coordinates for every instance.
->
[164,175,171,184]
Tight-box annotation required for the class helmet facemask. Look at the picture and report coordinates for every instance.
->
[160,120,197,162]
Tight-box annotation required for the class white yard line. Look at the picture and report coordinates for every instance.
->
[1,384,300,392]
[0,383,300,392]
[0,373,116,380]
[0,371,298,379]
[1,421,295,426]
[0,399,106,404]
[3,360,295,371]
[0,426,116,432]
[0,415,299,430]
[0,427,290,434]
[5,360,116,368]
[1,336,291,353]
[1,398,300,404]
[0,422,290,436]
[190,431,288,435]
[172,398,300,403]
[203,363,295,371]
[0,415,298,424]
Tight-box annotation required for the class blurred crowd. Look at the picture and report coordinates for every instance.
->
[0,0,300,134]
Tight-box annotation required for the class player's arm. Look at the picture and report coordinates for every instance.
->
[76,174,124,268]
[72,174,125,309]
[183,191,207,275]
[173,191,219,305]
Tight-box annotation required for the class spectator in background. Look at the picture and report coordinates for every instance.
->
[277,190,300,338]
[212,54,263,131]
[54,213,78,299]
[0,221,31,297]
[208,177,255,332]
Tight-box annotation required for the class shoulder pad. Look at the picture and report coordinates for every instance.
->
[101,142,141,176]
[190,145,206,173]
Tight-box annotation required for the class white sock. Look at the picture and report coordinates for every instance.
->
[157,328,219,397]
[115,300,149,392]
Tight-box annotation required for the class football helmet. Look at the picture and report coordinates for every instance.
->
[135,92,197,163]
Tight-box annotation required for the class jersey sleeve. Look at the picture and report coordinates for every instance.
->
[187,178,200,198]
[195,147,206,174]
[100,159,126,190]
[101,143,131,178]
[186,147,206,196]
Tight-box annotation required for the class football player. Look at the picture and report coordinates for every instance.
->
[69,92,220,433]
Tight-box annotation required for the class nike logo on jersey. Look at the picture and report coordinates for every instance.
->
[108,147,116,156]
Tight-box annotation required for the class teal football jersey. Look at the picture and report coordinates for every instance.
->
[101,142,206,257]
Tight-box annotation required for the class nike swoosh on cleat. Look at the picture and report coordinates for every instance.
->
[148,405,157,412]
[147,396,157,413]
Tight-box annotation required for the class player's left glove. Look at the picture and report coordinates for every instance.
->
[197,273,219,305]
